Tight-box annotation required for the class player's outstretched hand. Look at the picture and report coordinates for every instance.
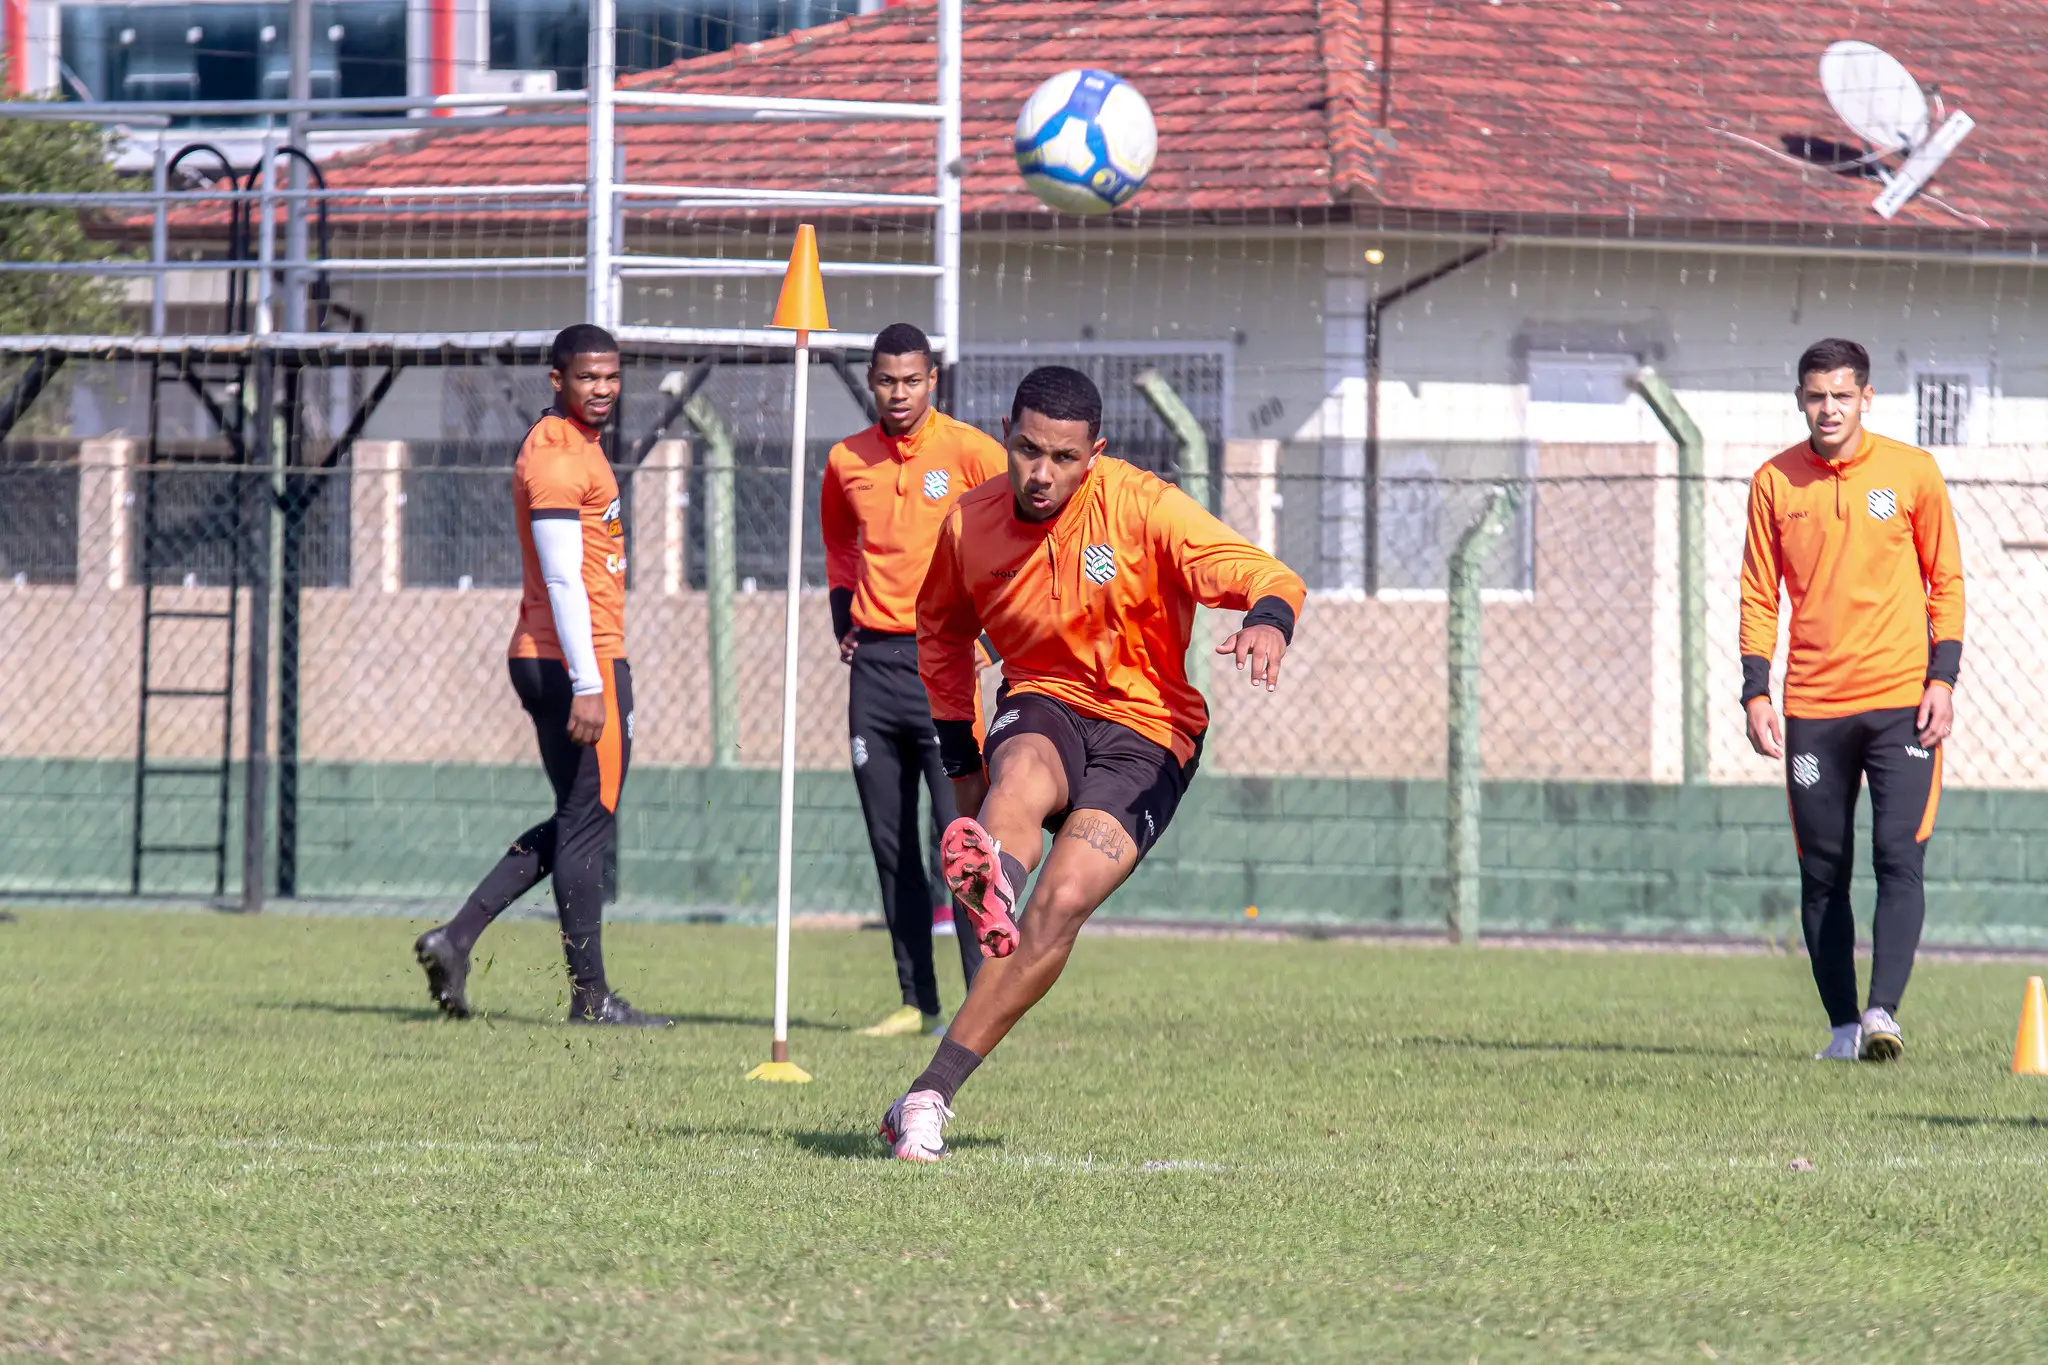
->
[1917,683,1955,748]
[1217,624,1288,692]
[1744,697,1783,760]
[567,692,607,746]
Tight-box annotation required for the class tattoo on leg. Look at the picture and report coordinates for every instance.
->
[1061,814,1128,863]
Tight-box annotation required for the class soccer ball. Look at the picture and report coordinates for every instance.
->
[1013,69,1157,215]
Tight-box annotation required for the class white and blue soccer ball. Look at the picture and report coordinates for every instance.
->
[1013,69,1157,215]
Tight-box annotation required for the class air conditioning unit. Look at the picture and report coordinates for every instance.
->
[452,67,557,113]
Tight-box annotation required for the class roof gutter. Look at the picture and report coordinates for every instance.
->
[1365,232,1503,593]
[1370,226,2048,270]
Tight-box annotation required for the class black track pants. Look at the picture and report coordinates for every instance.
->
[1784,706,1942,1025]
[847,631,979,1015]
[444,657,632,996]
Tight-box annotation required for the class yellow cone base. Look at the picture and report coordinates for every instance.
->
[746,1060,814,1084]
[2013,975,2048,1076]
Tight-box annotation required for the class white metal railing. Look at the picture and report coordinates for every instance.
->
[609,89,944,120]
[0,0,964,358]
[0,91,588,120]
[0,325,938,355]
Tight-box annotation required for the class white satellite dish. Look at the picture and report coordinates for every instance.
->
[1817,39,1976,221]
[1819,40,1929,153]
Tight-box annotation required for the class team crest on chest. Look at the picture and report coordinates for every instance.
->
[1867,488,1897,521]
[923,469,950,500]
[1082,543,1117,585]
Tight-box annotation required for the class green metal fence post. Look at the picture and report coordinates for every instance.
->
[685,393,740,769]
[1635,368,1708,785]
[1135,369,1214,692]
[1446,483,1518,946]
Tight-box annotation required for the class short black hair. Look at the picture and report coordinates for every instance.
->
[870,322,935,368]
[1796,338,1870,388]
[1010,365,1102,440]
[550,323,619,373]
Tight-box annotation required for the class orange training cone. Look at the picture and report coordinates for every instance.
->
[2013,976,2048,1076]
[768,223,832,333]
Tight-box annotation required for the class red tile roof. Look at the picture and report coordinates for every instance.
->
[315,0,1344,227]
[1381,0,2039,241]
[311,0,2045,244]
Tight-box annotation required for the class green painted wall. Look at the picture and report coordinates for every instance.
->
[5,759,2046,945]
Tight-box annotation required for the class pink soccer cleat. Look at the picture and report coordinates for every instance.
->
[939,817,1020,959]
[878,1089,953,1162]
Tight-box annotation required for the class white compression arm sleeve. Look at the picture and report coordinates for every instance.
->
[531,515,604,696]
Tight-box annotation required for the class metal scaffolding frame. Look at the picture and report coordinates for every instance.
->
[0,0,965,910]
[0,0,963,355]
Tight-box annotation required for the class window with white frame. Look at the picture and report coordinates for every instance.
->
[58,2,407,112]
[1916,374,1972,447]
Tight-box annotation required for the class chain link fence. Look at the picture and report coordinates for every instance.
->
[3,351,2046,942]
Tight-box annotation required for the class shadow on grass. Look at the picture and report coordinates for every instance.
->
[657,1011,855,1034]
[264,1000,450,1022]
[262,1002,856,1032]
[1402,1034,1755,1059]
[650,1122,1004,1160]
[1906,1113,2048,1130]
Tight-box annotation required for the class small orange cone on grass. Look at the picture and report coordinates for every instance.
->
[2012,975,2048,1076]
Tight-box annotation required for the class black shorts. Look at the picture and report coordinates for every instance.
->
[981,690,1199,859]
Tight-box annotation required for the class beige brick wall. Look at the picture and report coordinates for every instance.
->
[0,441,1657,780]
[13,440,2041,786]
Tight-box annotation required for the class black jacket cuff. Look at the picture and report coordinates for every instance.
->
[935,719,982,778]
[1241,596,1296,645]
[1927,639,1962,689]
[829,587,854,643]
[1739,654,1772,707]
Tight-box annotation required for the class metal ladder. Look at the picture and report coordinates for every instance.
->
[129,356,245,896]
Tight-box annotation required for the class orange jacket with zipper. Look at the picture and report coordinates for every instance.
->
[820,409,1008,636]
[917,456,1306,764]
[1739,429,1964,719]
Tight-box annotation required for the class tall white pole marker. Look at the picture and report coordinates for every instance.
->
[747,223,831,1085]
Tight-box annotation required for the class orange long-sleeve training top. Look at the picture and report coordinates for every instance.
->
[820,409,1008,636]
[509,413,626,662]
[917,456,1307,764]
[1739,429,1965,719]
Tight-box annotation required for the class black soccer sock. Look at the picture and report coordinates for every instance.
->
[555,838,609,1000]
[910,1036,983,1105]
[445,822,554,956]
[553,810,613,1001]
[562,926,607,1003]
[998,850,1029,917]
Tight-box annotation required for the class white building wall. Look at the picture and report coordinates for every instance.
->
[319,224,2048,460]
[340,228,1334,444]
[1321,233,2048,454]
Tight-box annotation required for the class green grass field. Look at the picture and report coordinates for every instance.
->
[3,909,2047,1362]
